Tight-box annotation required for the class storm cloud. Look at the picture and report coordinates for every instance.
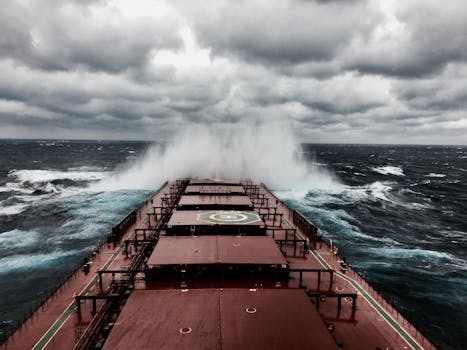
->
[0,0,466,144]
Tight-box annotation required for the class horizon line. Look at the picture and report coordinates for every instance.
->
[0,137,465,147]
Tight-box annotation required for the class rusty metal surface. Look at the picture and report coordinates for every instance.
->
[147,235,286,266]
[178,195,252,207]
[103,289,337,350]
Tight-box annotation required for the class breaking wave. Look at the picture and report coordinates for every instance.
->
[93,124,342,193]
[10,169,107,184]
[290,181,394,207]
[0,203,29,216]
[0,229,39,249]
[366,247,467,271]
[0,168,110,216]
[426,173,446,178]
[0,250,83,275]
[372,166,405,176]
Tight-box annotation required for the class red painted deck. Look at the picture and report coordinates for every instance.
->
[178,194,252,208]
[147,235,287,266]
[102,289,338,350]
[185,185,245,194]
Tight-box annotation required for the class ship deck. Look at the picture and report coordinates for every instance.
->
[102,289,337,350]
[1,179,437,350]
[147,235,287,265]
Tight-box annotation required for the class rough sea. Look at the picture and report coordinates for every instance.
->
[0,140,466,350]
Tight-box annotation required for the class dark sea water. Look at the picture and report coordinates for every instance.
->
[0,140,466,349]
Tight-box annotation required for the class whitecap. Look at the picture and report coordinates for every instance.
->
[366,181,392,201]
[367,247,463,266]
[409,179,431,187]
[295,181,394,206]
[425,173,446,178]
[68,166,106,172]
[297,205,400,245]
[448,179,461,184]
[0,202,28,216]
[404,202,433,210]
[0,249,83,274]
[10,169,108,184]
[372,165,405,176]
[0,182,33,194]
[0,229,39,248]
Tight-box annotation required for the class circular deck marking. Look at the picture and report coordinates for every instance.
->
[246,307,257,314]
[210,212,248,222]
[179,327,192,334]
[197,211,261,225]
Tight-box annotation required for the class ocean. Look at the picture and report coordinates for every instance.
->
[0,140,466,349]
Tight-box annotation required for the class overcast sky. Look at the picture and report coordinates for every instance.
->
[1,0,466,144]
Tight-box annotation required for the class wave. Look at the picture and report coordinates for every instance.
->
[372,166,405,176]
[92,124,342,194]
[68,166,107,172]
[403,202,433,210]
[425,173,446,178]
[366,247,467,272]
[0,182,33,194]
[294,181,394,206]
[289,202,400,246]
[0,249,83,275]
[368,247,458,262]
[440,230,467,243]
[0,202,28,216]
[53,189,152,242]
[409,179,431,187]
[10,169,108,184]
[0,229,39,248]
[0,169,109,212]
[448,179,461,184]
[281,178,434,214]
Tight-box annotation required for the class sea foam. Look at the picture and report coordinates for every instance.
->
[0,202,28,216]
[0,250,82,275]
[92,123,342,194]
[372,165,405,176]
[0,229,39,248]
[10,169,107,184]
[425,173,446,178]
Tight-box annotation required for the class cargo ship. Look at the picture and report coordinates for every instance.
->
[1,178,436,349]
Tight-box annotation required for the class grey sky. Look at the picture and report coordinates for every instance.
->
[0,0,466,144]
